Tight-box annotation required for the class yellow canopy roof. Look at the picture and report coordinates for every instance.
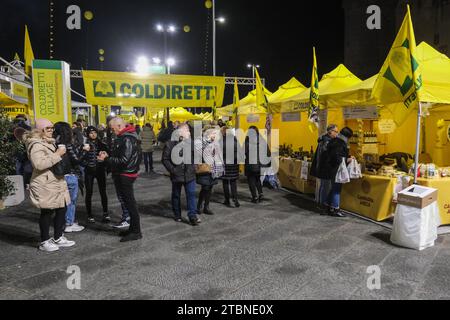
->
[325,74,378,108]
[0,91,25,106]
[414,41,450,104]
[153,107,202,121]
[281,64,361,112]
[326,42,450,108]
[221,87,273,115]
[268,77,306,105]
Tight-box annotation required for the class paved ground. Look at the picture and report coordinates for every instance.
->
[1,151,450,300]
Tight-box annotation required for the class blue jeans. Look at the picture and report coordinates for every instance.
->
[327,182,343,209]
[319,179,331,205]
[172,180,197,219]
[65,175,79,225]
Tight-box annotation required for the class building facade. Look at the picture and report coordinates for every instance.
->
[343,0,450,79]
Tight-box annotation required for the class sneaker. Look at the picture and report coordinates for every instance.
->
[52,236,76,248]
[112,220,130,229]
[39,239,59,252]
[251,197,258,204]
[174,217,183,223]
[87,217,96,223]
[64,223,85,233]
[120,232,142,242]
[233,199,241,208]
[189,217,200,226]
[102,213,111,223]
[329,208,346,218]
[223,200,232,208]
[258,194,264,203]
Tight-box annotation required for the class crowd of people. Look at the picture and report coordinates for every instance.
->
[11,115,272,252]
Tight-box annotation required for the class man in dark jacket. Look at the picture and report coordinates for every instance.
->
[311,124,339,211]
[162,123,201,226]
[98,117,143,242]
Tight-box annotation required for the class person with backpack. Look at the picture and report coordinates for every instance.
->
[23,119,75,252]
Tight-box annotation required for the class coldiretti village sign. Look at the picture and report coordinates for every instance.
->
[83,70,226,108]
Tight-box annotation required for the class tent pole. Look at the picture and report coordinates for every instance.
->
[413,102,422,184]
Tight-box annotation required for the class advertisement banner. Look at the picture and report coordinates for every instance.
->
[32,60,72,123]
[343,106,378,120]
[83,70,226,108]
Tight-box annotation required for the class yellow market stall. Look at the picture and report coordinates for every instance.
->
[327,42,450,224]
[274,65,361,195]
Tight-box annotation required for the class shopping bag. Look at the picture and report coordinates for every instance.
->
[301,161,309,180]
[335,158,350,184]
[348,159,362,179]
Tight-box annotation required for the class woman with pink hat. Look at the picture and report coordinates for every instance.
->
[23,118,76,252]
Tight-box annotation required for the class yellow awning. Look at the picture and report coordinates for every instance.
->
[281,64,361,112]
[0,91,24,106]
[268,77,306,112]
[221,87,273,115]
[325,75,378,108]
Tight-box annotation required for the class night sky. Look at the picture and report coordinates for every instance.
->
[0,0,345,104]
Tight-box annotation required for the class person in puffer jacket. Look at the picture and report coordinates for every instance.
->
[82,126,110,223]
[23,118,75,252]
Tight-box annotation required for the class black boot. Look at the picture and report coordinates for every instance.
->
[203,190,214,215]
[233,198,240,208]
[197,190,205,214]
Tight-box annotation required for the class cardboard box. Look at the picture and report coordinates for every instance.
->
[397,185,438,209]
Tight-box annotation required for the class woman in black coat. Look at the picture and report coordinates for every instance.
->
[220,126,241,208]
[324,127,354,217]
[244,126,270,203]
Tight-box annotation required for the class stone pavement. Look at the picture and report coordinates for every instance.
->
[0,151,449,300]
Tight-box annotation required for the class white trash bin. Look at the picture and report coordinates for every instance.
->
[391,185,441,251]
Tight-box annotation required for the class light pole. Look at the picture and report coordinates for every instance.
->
[212,0,226,76]
[247,64,260,89]
[156,24,177,123]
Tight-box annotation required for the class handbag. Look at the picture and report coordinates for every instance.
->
[196,163,211,175]
[335,157,350,184]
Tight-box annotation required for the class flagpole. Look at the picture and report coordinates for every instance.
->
[413,102,422,184]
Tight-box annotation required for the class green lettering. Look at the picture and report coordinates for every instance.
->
[184,86,193,100]
[120,83,132,97]
[154,85,165,99]
[166,85,171,99]
[172,85,183,100]
[132,84,144,98]
[194,86,203,100]
[204,86,214,100]
[145,84,153,98]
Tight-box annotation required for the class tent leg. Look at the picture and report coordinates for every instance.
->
[413,102,422,184]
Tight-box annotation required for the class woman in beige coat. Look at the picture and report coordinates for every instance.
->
[23,118,76,252]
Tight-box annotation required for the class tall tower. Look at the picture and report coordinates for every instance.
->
[342,0,400,79]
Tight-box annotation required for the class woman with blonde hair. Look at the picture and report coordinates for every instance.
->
[195,126,224,215]
[23,119,75,252]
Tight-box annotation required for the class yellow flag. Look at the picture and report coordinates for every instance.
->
[255,67,269,111]
[24,25,35,76]
[308,47,320,131]
[233,77,239,115]
[372,5,422,126]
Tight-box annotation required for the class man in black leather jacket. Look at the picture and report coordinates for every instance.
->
[162,123,201,226]
[98,117,143,242]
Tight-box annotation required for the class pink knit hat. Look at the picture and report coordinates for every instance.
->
[35,118,53,131]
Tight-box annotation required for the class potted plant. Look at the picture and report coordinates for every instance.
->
[0,111,22,209]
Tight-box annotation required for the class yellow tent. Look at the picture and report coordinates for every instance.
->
[282,64,362,112]
[327,42,450,109]
[153,107,202,121]
[268,77,306,112]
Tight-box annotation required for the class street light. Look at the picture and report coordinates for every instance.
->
[152,57,161,65]
[135,56,150,75]
[212,0,226,76]
[247,64,260,89]
[166,57,176,74]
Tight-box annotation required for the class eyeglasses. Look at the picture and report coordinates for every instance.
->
[45,127,54,131]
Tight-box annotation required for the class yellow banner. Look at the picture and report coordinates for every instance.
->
[32,60,72,123]
[82,70,226,108]
[0,105,28,118]
[96,105,111,126]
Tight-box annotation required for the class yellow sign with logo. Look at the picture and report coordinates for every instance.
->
[0,105,28,118]
[83,70,225,108]
[32,60,72,123]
